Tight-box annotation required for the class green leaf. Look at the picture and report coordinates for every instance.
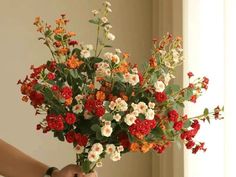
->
[34,83,44,91]
[54,131,65,141]
[206,116,211,124]
[184,119,192,128]
[91,124,101,132]
[44,30,52,37]
[89,18,100,25]
[104,45,112,48]
[72,48,81,56]
[69,69,79,79]
[204,108,209,116]
[54,35,62,41]
[184,89,193,100]
[151,126,164,138]
[165,84,181,95]
[103,113,113,121]
[82,160,91,174]
[128,133,135,143]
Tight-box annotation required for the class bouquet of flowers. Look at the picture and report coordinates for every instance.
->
[18,1,223,174]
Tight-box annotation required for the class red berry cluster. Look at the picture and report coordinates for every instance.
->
[84,98,105,117]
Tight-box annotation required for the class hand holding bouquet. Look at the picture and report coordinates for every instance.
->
[18,1,223,174]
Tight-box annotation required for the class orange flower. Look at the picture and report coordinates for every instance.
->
[54,28,64,35]
[67,56,84,69]
[96,77,104,82]
[67,32,76,37]
[113,61,129,73]
[96,91,106,101]
[65,97,73,106]
[108,94,118,102]
[22,96,29,102]
[141,142,153,153]
[88,83,95,90]
[55,19,65,25]
[149,57,157,67]
[59,47,69,55]
[34,17,40,25]
[120,92,128,102]
[130,143,140,152]
[122,52,129,59]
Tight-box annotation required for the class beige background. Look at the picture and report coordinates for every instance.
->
[0,0,182,177]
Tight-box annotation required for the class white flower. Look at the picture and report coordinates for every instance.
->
[107,32,115,41]
[106,7,112,13]
[154,81,165,92]
[105,121,111,126]
[117,145,124,152]
[106,144,116,155]
[148,102,155,109]
[113,114,121,122]
[137,102,148,114]
[164,73,171,85]
[104,1,111,7]
[91,143,104,155]
[164,61,173,68]
[74,145,84,154]
[124,113,136,126]
[72,104,83,114]
[101,17,108,23]
[132,67,138,74]
[101,125,113,137]
[104,52,113,60]
[96,161,103,167]
[86,44,93,51]
[112,54,120,64]
[130,74,140,86]
[115,98,128,111]
[104,24,112,32]
[84,110,93,119]
[132,110,139,117]
[110,151,121,162]
[80,49,90,58]
[88,151,100,162]
[92,10,99,15]
[145,109,155,120]
[115,48,122,53]
[109,101,116,110]
[159,50,167,56]
[75,94,84,101]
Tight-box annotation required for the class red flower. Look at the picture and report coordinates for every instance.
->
[187,72,194,78]
[191,120,200,130]
[65,113,76,125]
[65,131,75,143]
[173,121,183,131]
[186,140,195,149]
[46,114,64,131]
[118,133,130,149]
[153,145,165,153]
[68,40,78,46]
[190,95,197,103]
[75,133,88,146]
[155,92,167,102]
[168,110,179,122]
[138,72,144,86]
[47,73,56,80]
[29,91,44,108]
[95,106,105,117]
[203,77,209,84]
[47,61,57,72]
[36,124,41,130]
[188,83,194,89]
[84,99,96,112]
[51,85,59,91]
[61,86,73,99]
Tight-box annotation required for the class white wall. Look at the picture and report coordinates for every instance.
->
[0,0,153,177]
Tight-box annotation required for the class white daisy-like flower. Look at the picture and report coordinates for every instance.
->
[104,52,113,60]
[104,1,111,7]
[104,24,112,32]
[113,114,121,122]
[75,94,84,101]
[109,101,116,110]
[86,44,93,51]
[137,102,148,114]
[92,10,99,15]
[88,151,100,162]
[131,67,138,74]
[124,113,136,126]
[106,7,112,12]
[101,125,113,137]
[132,110,139,117]
[107,32,115,41]
[105,144,116,155]
[117,145,124,152]
[148,102,155,109]
[80,49,90,58]
[91,143,104,155]
[145,109,155,120]
[164,61,173,68]
[96,161,103,168]
[110,151,121,162]
[159,50,167,56]
[74,145,84,154]
[115,98,128,111]
[72,104,83,114]
[129,74,140,86]
[115,48,122,53]
[101,17,108,23]
[154,81,165,92]
[164,73,171,85]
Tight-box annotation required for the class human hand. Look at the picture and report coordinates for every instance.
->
[52,164,83,177]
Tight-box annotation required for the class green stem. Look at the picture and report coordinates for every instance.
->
[95,25,101,56]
